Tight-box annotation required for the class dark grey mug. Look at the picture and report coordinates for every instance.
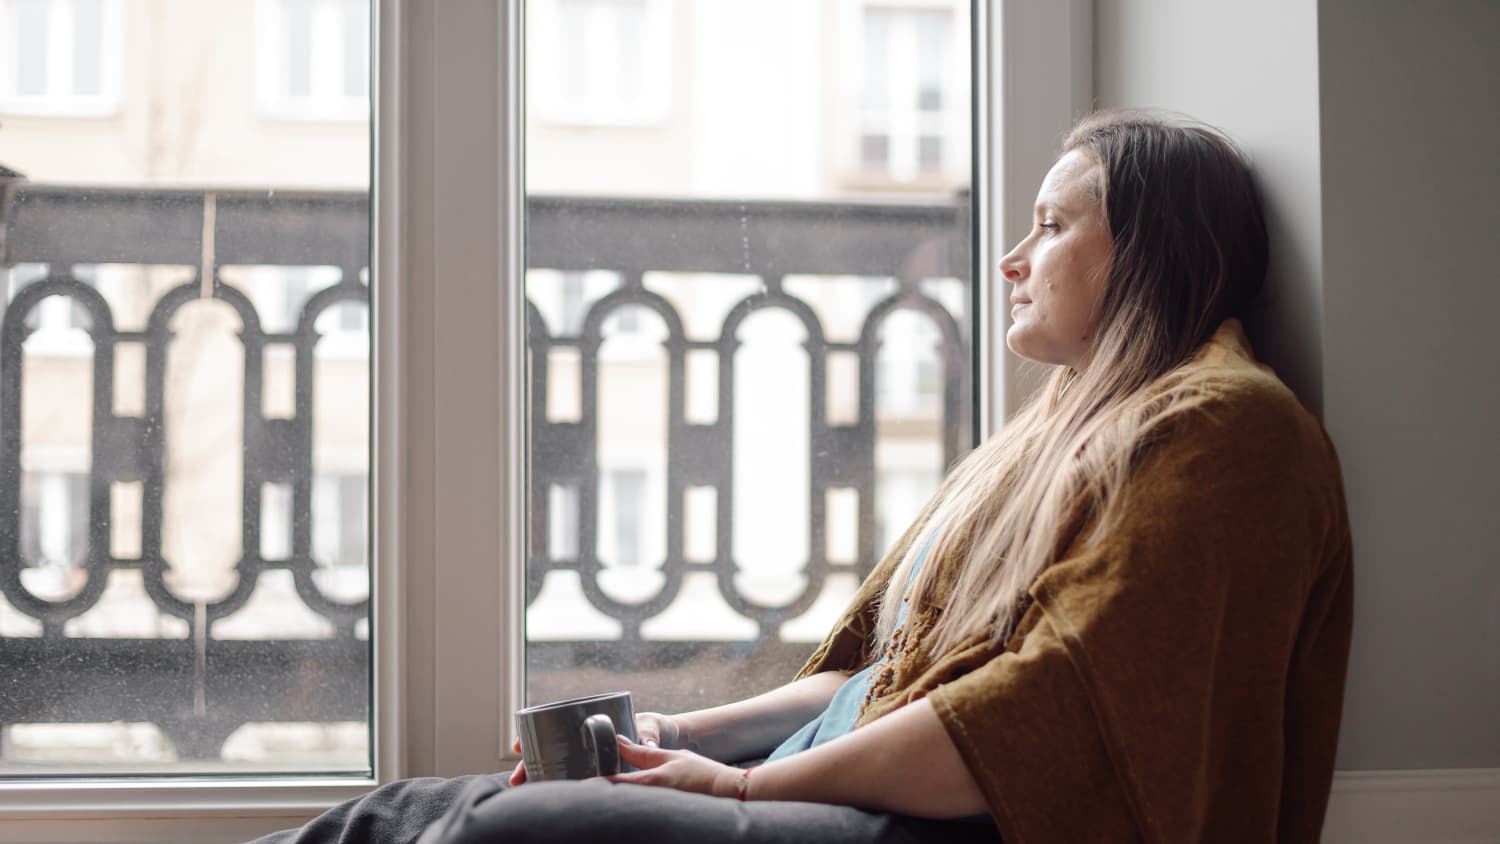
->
[516,691,638,781]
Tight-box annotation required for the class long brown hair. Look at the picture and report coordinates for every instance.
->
[877,110,1269,655]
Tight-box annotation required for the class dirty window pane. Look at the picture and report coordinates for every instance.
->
[523,0,974,716]
[0,1,371,775]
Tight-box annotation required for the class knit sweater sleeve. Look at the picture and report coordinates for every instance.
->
[927,380,1353,844]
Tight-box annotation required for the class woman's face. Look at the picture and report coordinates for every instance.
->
[998,149,1114,369]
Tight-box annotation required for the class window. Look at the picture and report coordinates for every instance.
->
[524,0,975,714]
[842,1,968,186]
[0,0,373,785]
[256,0,371,120]
[530,0,673,126]
[0,2,1096,838]
[312,471,369,591]
[870,279,961,417]
[18,470,88,589]
[599,468,647,568]
[0,0,121,116]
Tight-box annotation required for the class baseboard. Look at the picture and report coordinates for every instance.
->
[1323,768,1500,843]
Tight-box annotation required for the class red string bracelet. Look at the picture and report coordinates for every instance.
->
[735,766,755,801]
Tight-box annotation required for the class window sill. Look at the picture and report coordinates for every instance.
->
[254,101,372,125]
[0,101,121,120]
[0,777,378,841]
[533,111,674,130]
[834,170,968,197]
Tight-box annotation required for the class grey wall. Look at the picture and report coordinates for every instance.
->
[1094,0,1325,413]
[1317,0,1500,770]
[1096,0,1500,770]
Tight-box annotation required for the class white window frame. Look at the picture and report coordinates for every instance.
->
[530,0,673,127]
[255,0,372,122]
[984,0,1094,426]
[835,0,971,190]
[0,0,1090,839]
[0,0,123,117]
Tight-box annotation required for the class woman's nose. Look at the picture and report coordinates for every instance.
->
[998,246,1026,281]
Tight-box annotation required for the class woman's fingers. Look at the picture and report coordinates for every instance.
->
[616,735,673,769]
[606,739,739,797]
[507,759,528,786]
[634,720,661,748]
[633,712,679,748]
[508,738,527,785]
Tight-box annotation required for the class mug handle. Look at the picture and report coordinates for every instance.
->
[580,713,620,777]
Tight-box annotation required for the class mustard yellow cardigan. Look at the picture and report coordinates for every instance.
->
[796,321,1353,843]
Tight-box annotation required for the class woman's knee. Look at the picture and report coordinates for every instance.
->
[434,779,650,844]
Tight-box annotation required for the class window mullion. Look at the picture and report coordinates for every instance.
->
[393,0,525,780]
[987,0,1093,427]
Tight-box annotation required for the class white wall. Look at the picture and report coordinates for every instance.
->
[1317,0,1500,771]
[1094,0,1500,774]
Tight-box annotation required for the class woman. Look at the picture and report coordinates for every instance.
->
[258,110,1352,844]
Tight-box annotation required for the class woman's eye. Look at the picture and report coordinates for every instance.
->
[1039,221,1060,232]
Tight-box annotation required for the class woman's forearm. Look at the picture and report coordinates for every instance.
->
[671,671,847,762]
[744,697,988,818]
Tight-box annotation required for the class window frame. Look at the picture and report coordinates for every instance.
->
[0,0,123,118]
[529,0,674,128]
[0,0,1091,839]
[254,0,373,122]
[835,0,971,191]
[985,0,1094,423]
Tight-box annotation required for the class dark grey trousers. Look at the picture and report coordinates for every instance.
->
[250,774,1002,844]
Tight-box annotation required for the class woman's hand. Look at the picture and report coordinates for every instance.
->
[608,737,744,798]
[507,712,687,786]
[507,738,528,785]
[633,711,685,749]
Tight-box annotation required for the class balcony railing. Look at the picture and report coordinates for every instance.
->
[0,182,970,761]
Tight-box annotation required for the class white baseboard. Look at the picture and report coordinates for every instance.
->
[1323,768,1500,844]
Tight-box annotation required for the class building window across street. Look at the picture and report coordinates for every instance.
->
[849,2,965,185]
[531,0,673,127]
[0,0,121,116]
[256,0,370,120]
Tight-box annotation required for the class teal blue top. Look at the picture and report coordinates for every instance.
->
[765,532,935,762]
[763,531,993,825]
[763,662,880,762]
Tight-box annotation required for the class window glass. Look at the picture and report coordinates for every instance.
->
[73,0,103,96]
[855,5,960,184]
[0,0,371,776]
[533,0,671,126]
[524,0,973,715]
[0,0,120,116]
[13,0,48,97]
[257,0,370,120]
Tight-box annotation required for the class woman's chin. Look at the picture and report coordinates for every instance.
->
[1005,326,1040,362]
[1005,327,1067,367]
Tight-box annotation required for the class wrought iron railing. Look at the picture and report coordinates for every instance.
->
[0,182,970,759]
